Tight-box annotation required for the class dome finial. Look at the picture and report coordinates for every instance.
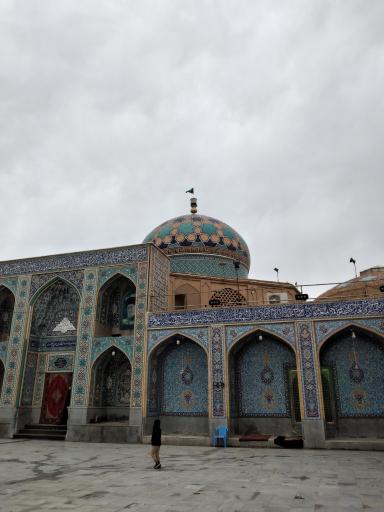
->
[186,188,197,214]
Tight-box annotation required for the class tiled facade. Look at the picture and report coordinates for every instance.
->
[0,218,383,448]
[321,333,384,417]
[171,255,248,279]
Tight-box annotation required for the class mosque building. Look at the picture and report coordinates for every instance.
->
[0,197,383,448]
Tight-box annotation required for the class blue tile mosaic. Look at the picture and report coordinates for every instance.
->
[29,337,77,352]
[130,262,148,407]
[30,279,79,338]
[0,245,147,277]
[98,265,137,288]
[321,334,384,417]
[148,299,384,327]
[91,348,131,407]
[91,336,134,363]
[21,352,38,405]
[0,276,31,406]
[0,341,7,364]
[171,255,248,279]
[148,327,208,352]
[297,322,321,419]
[32,353,47,407]
[149,339,208,416]
[144,214,250,269]
[233,337,295,417]
[72,269,98,406]
[0,277,18,294]
[226,323,295,350]
[29,271,84,299]
[47,353,74,372]
[211,326,225,417]
[315,318,384,347]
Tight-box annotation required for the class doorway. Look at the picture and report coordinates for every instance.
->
[40,373,72,425]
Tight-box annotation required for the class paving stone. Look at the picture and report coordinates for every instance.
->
[0,441,384,511]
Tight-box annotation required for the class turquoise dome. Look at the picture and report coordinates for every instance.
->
[143,214,250,270]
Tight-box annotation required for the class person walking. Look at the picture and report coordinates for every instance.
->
[150,419,162,469]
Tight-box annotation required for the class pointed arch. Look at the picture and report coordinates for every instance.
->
[95,273,136,337]
[318,323,384,353]
[228,328,299,436]
[89,346,132,417]
[91,336,133,365]
[147,334,209,428]
[0,283,16,297]
[148,330,208,357]
[319,324,384,436]
[0,285,15,342]
[29,278,80,340]
[98,267,137,290]
[228,326,296,356]
[30,275,81,305]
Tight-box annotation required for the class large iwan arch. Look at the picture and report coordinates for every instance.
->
[88,346,132,423]
[319,325,384,439]
[146,334,208,435]
[228,330,300,437]
[20,278,80,425]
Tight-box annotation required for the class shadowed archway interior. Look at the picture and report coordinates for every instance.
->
[89,347,132,423]
[320,327,384,438]
[95,275,136,337]
[229,332,299,437]
[0,286,15,342]
[147,336,208,434]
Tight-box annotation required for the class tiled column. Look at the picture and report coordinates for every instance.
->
[296,321,326,448]
[68,268,98,427]
[129,261,148,427]
[0,276,31,437]
[209,325,227,438]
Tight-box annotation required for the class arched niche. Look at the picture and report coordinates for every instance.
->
[88,347,132,423]
[29,278,80,351]
[0,286,15,342]
[319,326,384,439]
[147,335,208,435]
[95,274,136,337]
[229,330,300,437]
[174,283,200,310]
[21,279,80,425]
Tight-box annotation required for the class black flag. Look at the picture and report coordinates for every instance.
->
[186,188,194,194]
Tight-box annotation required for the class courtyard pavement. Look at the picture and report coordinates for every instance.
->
[0,439,384,512]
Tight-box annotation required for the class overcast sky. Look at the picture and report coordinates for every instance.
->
[0,1,383,297]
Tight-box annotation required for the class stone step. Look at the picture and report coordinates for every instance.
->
[13,432,66,441]
[25,424,67,430]
[325,438,384,451]
[143,434,211,447]
[18,428,67,436]
[229,437,278,448]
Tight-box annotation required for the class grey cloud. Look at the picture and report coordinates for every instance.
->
[0,0,383,297]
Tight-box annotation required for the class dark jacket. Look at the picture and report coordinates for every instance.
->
[151,420,161,446]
